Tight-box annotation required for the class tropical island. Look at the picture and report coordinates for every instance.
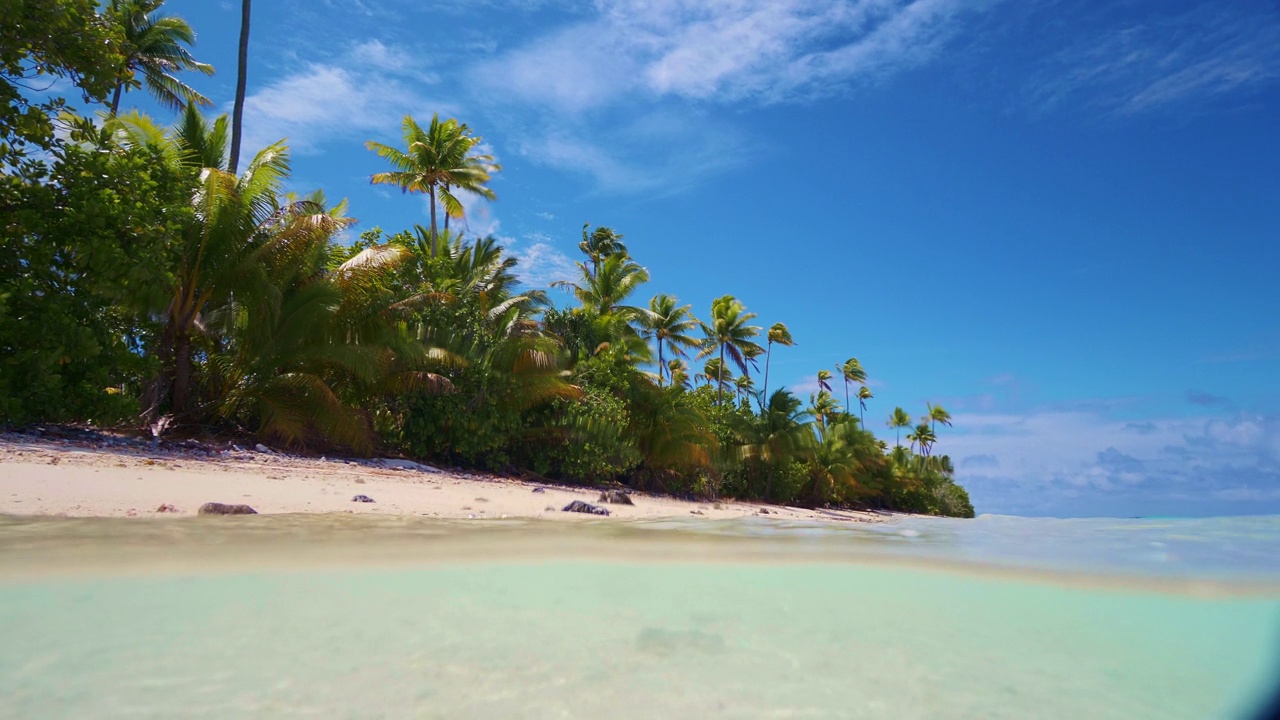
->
[1,0,973,519]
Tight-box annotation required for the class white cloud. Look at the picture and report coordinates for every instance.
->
[473,0,993,110]
[238,41,454,157]
[507,232,579,289]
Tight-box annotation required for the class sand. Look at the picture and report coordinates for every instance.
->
[0,436,885,523]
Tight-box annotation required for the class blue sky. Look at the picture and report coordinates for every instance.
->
[138,0,1279,517]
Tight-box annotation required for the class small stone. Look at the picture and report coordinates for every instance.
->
[155,503,178,513]
[544,505,557,512]
[532,487,546,493]
[598,489,634,505]
[254,444,271,453]
[197,502,258,515]
[351,494,375,503]
[562,500,610,516]
[354,477,365,484]
[691,510,705,515]
[713,502,723,510]
[474,497,489,503]
[758,508,770,515]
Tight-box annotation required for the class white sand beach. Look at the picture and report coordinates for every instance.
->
[0,435,885,523]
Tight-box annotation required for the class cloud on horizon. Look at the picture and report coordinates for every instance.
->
[944,407,1280,517]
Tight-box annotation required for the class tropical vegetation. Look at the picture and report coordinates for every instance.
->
[0,0,974,517]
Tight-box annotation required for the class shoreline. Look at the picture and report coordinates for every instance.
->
[0,434,887,524]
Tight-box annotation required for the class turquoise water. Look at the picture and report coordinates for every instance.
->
[1,514,1278,719]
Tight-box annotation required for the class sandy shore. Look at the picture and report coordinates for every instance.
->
[0,435,885,524]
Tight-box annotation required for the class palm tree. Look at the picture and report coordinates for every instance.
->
[808,390,840,431]
[761,322,794,403]
[106,0,214,114]
[907,422,937,456]
[888,407,912,447]
[578,225,627,279]
[366,114,500,239]
[108,107,354,417]
[816,369,833,394]
[734,375,755,406]
[742,389,813,500]
[698,295,763,406]
[927,403,953,433]
[857,385,873,426]
[641,294,699,385]
[667,359,690,390]
[837,357,866,419]
[553,252,650,318]
[697,358,732,395]
[229,0,249,174]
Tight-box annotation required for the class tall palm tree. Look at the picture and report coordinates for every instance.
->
[761,322,794,404]
[734,375,755,406]
[578,224,626,279]
[641,294,699,385]
[857,385,873,426]
[888,407,912,447]
[927,403,953,433]
[816,369,833,394]
[698,295,762,406]
[106,0,214,114]
[229,0,249,174]
[837,357,866,418]
[366,114,500,239]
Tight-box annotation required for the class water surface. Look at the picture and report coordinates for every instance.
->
[1,513,1277,719]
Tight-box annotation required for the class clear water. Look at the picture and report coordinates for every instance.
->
[1,513,1278,719]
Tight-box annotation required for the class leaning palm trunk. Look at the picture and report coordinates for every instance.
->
[230,0,251,173]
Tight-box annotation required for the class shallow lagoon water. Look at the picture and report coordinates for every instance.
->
[1,514,1278,719]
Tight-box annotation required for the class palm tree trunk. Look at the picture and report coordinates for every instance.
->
[229,0,251,174]
[172,331,192,415]
[762,341,772,405]
[443,184,450,233]
[428,185,438,239]
[844,381,850,418]
[110,83,124,115]
[656,341,664,386]
[717,345,725,405]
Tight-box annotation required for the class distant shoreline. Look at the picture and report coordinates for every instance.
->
[0,436,888,524]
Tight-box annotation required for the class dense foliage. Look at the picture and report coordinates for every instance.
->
[0,0,974,517]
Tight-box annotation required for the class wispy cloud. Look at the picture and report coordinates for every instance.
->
[238,40,454,156]
[1027,5,1280,115]
[473,0,995,110]
[464,0,998,193]
[507,113,752,194]
[1187,390,1231,407]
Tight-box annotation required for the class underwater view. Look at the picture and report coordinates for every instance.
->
[2,514,1278,719]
